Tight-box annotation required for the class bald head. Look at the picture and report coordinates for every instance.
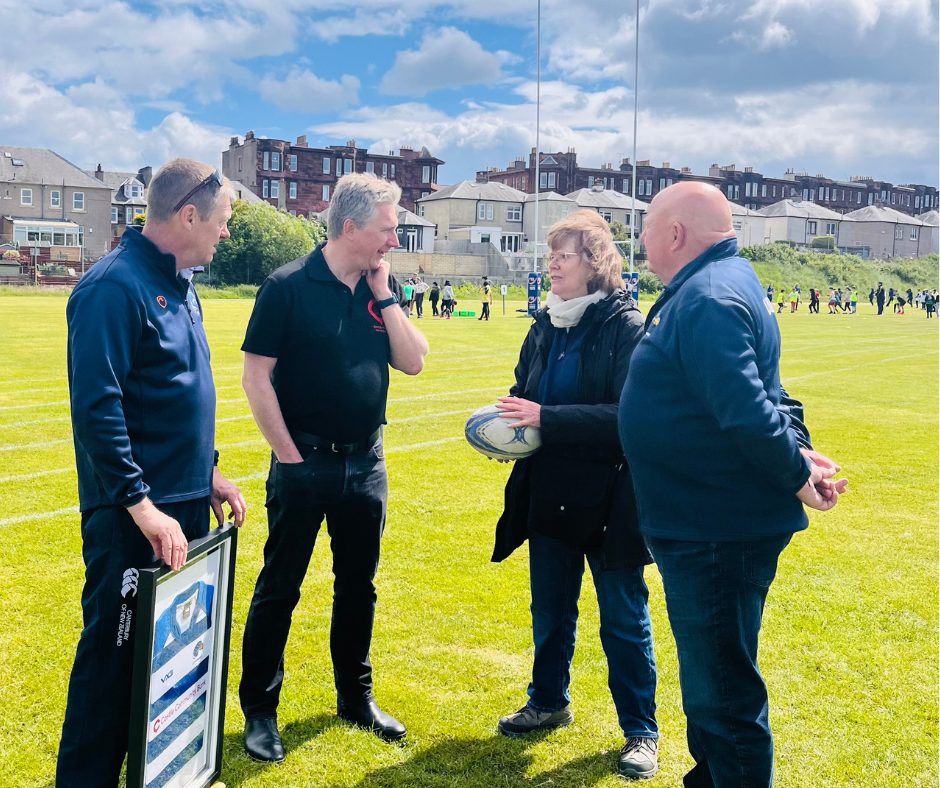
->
[641,181,737,285]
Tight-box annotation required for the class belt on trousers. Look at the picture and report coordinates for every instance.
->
[291,427,381,454]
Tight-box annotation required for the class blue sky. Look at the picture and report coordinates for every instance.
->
[1,0,937,187]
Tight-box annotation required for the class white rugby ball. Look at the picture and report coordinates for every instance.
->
[465,404,542,460]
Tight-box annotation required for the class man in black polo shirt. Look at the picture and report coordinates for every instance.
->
[239,173,428,761]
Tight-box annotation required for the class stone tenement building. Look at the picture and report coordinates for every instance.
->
[222,133,444,215]
[478,149,938,217]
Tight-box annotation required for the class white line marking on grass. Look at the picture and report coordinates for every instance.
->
[0,386,67,396]
[0,506,79,527]
[0,438,71,452]
[0,416,70,429]
[392,409,474,424]
[217,415,253,423]
[386,437,463,453]
[783,351,935,383]
[0,377,67,386]
[388,387,505,403]
[231,471,267,483]
[0,400,69,412]
[217,398,247,405]
[218,439,266,449]
[0,467,73,484]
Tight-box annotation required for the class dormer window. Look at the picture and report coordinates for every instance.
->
[11,158,23,166]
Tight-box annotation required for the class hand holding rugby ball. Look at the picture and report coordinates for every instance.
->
[465,400,542,460]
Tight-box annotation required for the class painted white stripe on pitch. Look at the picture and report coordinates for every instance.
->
[0,386,67,396]
[0,506,79,527]
[231,471,266,483]
[388,386,505,403]
[0,400,69,412]
[386,437,463,453]
[216,415,252,423]
[394,409,474,424]
[783,351,935,383]
[0,438,71,452]
[0,416,70,429]
[0,467,73,484]
[0,376,67,386]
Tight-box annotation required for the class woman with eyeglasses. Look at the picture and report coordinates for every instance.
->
[490,210,659,780]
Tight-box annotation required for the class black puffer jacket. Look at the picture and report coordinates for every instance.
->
[491,290,651,570]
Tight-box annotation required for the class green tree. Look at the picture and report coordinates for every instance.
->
[212,201,316,285]
[811,235,835,250]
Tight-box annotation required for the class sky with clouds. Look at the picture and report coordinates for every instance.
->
[1,0,937,187]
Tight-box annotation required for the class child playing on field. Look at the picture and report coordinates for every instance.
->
[777,289,786,313]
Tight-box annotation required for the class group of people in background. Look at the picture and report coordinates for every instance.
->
[401,276,456,318]
[768,281,936,317]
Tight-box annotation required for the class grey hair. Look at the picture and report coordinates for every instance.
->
[327,172,402,240]
[146,158,234,224]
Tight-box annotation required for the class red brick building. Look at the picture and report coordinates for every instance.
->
[478,150,938,217]
[222,133,444,215]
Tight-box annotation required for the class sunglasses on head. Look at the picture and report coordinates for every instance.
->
[173,168,222,214]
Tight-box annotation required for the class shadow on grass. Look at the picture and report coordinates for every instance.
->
[221,712,339,784]
[326,734,617,788]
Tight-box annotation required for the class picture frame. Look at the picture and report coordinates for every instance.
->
[126,524,238,788]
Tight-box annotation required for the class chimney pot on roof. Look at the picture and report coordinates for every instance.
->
[346,140,356,148]
[662,162,670,169]
[229,136,239,147]
[245,130,255,140]
[296,135,307,146]
[95,164,104,180]
[744,166,753,173]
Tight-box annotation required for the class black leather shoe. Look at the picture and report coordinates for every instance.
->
[337,697,407,742]
[244,716,286,763]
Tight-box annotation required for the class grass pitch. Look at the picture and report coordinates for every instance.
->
[0,296,937,788]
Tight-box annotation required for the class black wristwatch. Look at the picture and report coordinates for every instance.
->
[375,296,398,310]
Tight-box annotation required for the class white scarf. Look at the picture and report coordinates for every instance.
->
[546,289,608,328]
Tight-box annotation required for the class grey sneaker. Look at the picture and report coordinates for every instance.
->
[497,704,574,737]
[618,737,658,780]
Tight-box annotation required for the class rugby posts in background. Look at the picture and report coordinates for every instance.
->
[127,525,238,788]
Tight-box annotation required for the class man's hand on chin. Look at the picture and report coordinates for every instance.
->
[366,256,392,299]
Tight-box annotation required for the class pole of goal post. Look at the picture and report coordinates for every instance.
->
[628,0,639,277]
[501,284,507,315]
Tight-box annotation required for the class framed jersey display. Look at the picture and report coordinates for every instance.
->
[127,525,238,788]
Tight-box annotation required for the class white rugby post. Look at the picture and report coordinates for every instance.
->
[533,0,541,274]
[628,0,640,277]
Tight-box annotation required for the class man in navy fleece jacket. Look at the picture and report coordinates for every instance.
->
[620,182,847,788]
[57,159,247,788]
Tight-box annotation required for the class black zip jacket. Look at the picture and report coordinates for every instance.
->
[491,290,652,570]
[67,226,216,511]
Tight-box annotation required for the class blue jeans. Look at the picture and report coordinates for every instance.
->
[646,534,792,788]
[527,531,658,739]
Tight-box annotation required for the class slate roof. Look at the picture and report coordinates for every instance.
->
[397,206,434,227]
[757,199,846,220]
[82,169,148,205]
[917,210,939,226]
[565,188,649,211]
[0,146,107,190]
[843,205,925,225]
[418,180,527,203]
[230,180,263,204]
[522,191,576,203]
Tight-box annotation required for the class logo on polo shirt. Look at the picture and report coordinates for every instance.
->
[652,317,660,326]
[156,296,167,309]
[367,300,387,333]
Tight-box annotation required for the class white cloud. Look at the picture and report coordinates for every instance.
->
[259,69,361,112]
[0,65,231,172]
[310,9,412,42]
[760,21,793,48]
[379,27,513,96]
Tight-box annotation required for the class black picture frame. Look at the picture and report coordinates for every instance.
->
[127,524,238,788]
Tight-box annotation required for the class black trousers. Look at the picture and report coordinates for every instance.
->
[415,292,424,316]
[56,498,210,788]
[430,298,439,316]
[480,302,491,320]
[239,438,388,719]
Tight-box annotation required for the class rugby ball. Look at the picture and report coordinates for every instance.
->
[465,404,542,460]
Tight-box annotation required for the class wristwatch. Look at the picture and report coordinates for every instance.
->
[375,296,398,310]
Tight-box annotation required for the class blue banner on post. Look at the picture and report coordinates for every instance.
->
[622,271,639,304]
[527,272,542,316]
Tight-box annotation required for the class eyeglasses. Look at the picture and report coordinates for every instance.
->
[548,251,582,264]
[173,168,222,214]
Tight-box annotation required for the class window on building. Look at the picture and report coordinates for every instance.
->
[727,185,734,199]
[49,190,60,208]
[667,178,673,186]
[894,225,903,239]
[73,192,84,210]
[322,184,330,201]
[915,196,921,208]
[761,184,767,197]
[419,205,425,217]
[20,188,32,206]
[807,221,817,235]
[868,193,873,205]
[382,162,388,177]
[390,163,396,178]
[858,192,862,203]
[541,172,548,188]
[910,227,919,240]
[521,176,526,190]
[548,172,556,188]
[288,155,296,172]
[478,203,494,221]
[237,155,242,171]
[422,165,430,183]
[270,181,279,199]
[587,175,594,188]
[645,179,652,194]
[507,205,521,222]
[826,222,836,234]
[111,207,119,223]
[891,193,896,204]
[366,162,374,174]
[600,210,612,222]
[772,185,777,197]
[660,178,666,191]
[263,151,270,170]
[734,185,740,200]
[271,152,281,171]
[289,210,296,216]
[289,182,297,199]
[622,178,629,193]
[126,207,135,223]
[323,157,330,174]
